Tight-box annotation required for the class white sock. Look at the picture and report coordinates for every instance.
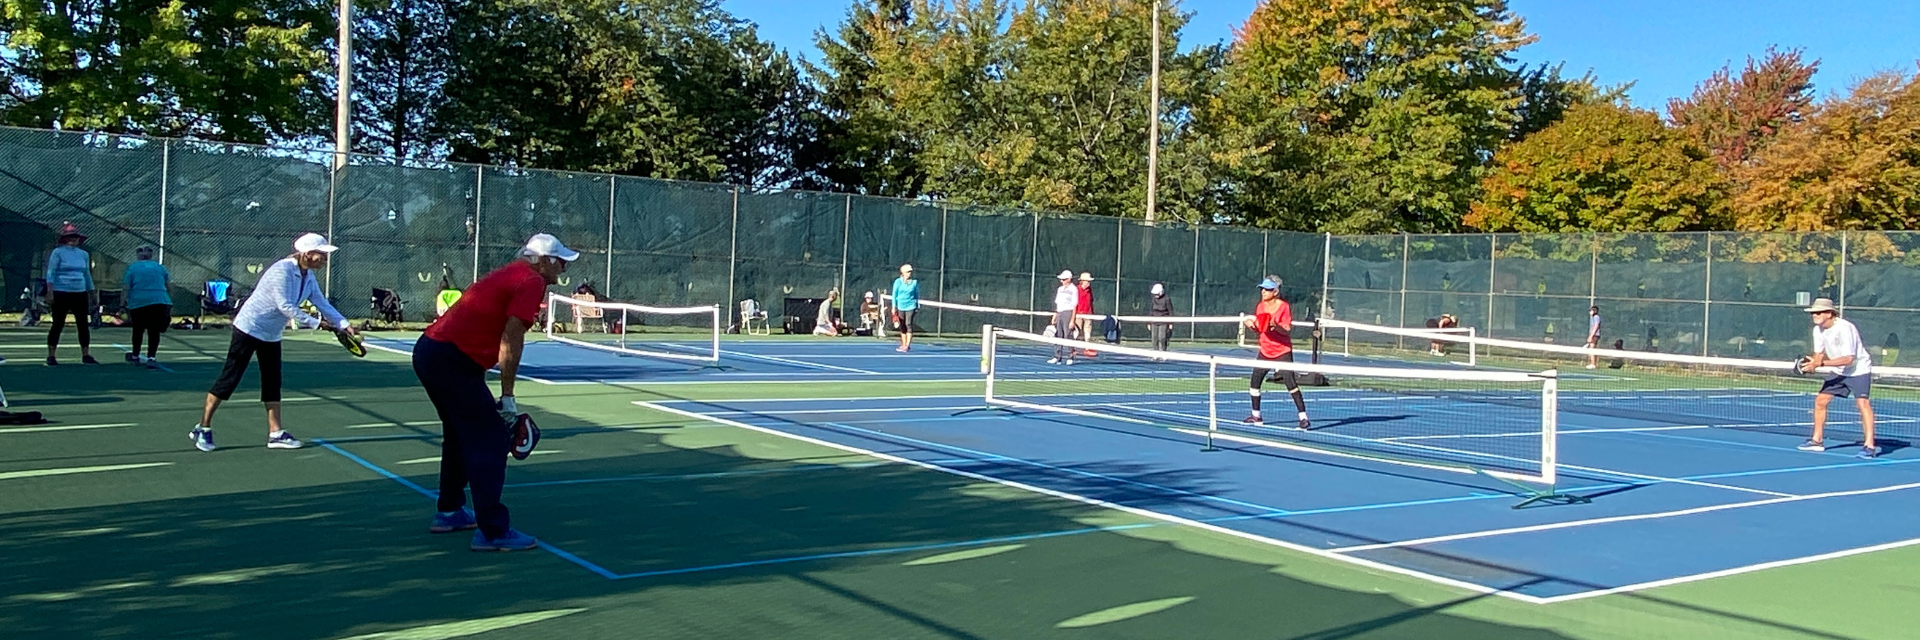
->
[1298,411,1309,420]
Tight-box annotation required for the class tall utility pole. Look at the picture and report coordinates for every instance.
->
[334,0,352,170]
[1144,0,1161,223]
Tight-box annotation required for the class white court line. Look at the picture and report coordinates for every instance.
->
[362,341,557,385]
[720,349,878,374]
[634,400,1550,604]
[345,420,442,429]
[0,422,136,434]
[1556,463,1795,498]
[1535,535,1920,603]
[1380,421,1916,442]
[1171,428,1481,478]
[1331,480,1920,554]
[652,394,980,404]
[0,462,174,481]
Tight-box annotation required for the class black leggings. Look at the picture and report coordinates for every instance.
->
[1250,351,1306,414]
[129,304,169,358]
[46,291,91,351]
[413,335,512,538]
[207,328,283,402]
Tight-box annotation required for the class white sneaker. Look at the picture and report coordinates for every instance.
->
[1048,357,1060,364]
[267,431,303,449]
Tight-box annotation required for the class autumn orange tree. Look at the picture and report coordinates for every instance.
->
[1468,102,1727,232]
[1731,68,1920,231]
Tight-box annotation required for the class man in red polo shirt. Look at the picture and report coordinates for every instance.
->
[414,233,577,552]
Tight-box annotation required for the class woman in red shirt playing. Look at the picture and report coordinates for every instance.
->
[1243,277,1309,430]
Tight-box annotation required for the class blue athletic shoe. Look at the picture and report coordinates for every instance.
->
[429,508,477,534]
[471,528,538,552]
[1858,446,1882,459]
[189,425,216,452]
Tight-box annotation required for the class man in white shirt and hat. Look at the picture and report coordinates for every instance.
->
[1049,270,1078,365]
[1797,297,1879,458]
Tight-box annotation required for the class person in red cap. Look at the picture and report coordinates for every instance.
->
[44,222,99,366]
[414,233,577,552]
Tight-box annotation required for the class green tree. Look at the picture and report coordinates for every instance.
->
[1205,0,1535,233]
[1467,102,1727,232]
[0,0,333,143]
[1731,68,1920,231]
[353,0,452,159]
[811,0,1214,219]
[802,0,922,195]
[435,0,812,187]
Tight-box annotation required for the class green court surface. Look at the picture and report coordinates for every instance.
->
[1,325,1911,640]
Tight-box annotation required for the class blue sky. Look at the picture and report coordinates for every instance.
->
[723,0,1919,113]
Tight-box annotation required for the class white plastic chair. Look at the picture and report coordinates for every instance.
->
[740,299,770,336]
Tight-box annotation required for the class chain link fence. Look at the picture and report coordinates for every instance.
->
[1326,231,1920,362]
[0,126,1326,338]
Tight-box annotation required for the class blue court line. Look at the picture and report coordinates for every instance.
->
[318,410,1920,585]
[320,442,438,499]
[317,441,623,580]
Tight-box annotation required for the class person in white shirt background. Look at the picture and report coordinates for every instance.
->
[189,233,356,452]
[1797,297,1879,458]
[1585,306,1602,369]
[1049,270,1078,365]
[44,222,100,366]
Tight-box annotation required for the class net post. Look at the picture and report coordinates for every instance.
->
[1504,368,1587,509]
[544,293,558,336]
[1540,369,1558,487]
[618,307,628,349]
[711,304,722,363]
[1468,327,1478,367]
[1204,358,1220,451]
[956,325,1014,417]
[981,323,994,376]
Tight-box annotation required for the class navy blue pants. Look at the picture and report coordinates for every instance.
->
[412,336,510,538]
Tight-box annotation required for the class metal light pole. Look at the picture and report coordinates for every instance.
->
[334,0,352,170]
[1144,0,1161,223]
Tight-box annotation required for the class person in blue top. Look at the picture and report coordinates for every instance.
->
[44,222,99,366]
[890,264,919,353]
[123,246,173,368]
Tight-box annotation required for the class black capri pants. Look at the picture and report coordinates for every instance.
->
[207,328,283,402]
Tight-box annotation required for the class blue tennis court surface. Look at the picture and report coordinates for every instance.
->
[368,333,1920,603]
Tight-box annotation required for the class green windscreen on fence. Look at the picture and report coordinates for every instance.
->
[5,123,1920,358]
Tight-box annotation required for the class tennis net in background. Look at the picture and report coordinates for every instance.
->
[983,326,1561,486]
[1321,317,1920,443]
[883,296,1293,350]
[542,293,722,363]
[1319,322,1479,367]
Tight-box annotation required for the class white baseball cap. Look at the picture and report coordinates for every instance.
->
[522,233,581,261]
[1057,270,1073,280]
[294,233,338,253]
[900,264,914,272]
[1151,283,1164,295]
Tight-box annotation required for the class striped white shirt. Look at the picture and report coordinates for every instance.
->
[233,258,347,342]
